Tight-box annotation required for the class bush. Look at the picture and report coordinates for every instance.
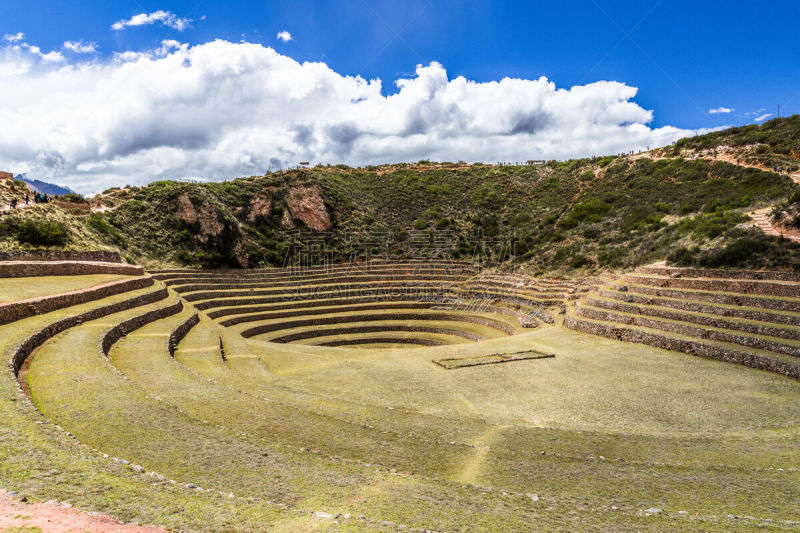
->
[56,193,85,204]
[666,246,699,266]
[698,238,770,268]
[570,254,593,268]
[15,220,67,246]
[87,213,114,235]
[560,198,613,228]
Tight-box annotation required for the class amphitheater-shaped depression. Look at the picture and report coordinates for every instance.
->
[151,260,573,350]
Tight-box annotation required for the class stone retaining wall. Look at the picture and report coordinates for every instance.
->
[564,313,800,380]
[0,250,122,263]
[171,276,466,293]
[238,311,516,337]
[169,313,200,357]
[585,297,800,342]
[205,296,434,317]
[463,282,569,297]
[622,284,800,313]
[637,265,800,282]
[101,298,184,356]
[459,288,562,308]
[185,285,458,304]
[0,277,154,326]
[219,302,433,325]
[154,267,471,282]
[576,304,800,358]
[0,261,142,278]
[621,274,800,298]
[317,337,444,347]
[150,261,478,277]
[8,287,168,376]
[51,201,90,211]
[598,289,800,327]
[267,324,482,343]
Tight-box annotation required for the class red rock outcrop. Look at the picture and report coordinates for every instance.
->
[175,192,224,239]
[247,193,272,222]
[286,184,332,231]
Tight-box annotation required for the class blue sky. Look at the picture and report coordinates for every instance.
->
[4,0,797,128]
[0,1,798,191]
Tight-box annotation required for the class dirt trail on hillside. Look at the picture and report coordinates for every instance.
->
[0,490,166,532]
[630,151,800,184]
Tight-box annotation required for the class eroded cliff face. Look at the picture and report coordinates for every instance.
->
[286,184,332,231]
[175,192,224,240]
[247,193,272,222]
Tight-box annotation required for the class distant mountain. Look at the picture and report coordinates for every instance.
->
[14,174,77,196]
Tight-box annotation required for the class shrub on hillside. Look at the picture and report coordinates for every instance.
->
[698,238,771,268]
[559,198,613,229]
[56,193,85,204]
[14,220,68,246]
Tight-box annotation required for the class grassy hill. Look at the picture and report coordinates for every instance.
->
[2,116,800,272]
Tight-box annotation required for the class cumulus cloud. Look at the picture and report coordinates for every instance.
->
[754,113,772,122]
[2,32,24,43]
[0,40,696,193]
[112,10,192,31]
[13,42,64,63]
[709,106,733,114]
[277,30,293,42]
[63,40,98,54]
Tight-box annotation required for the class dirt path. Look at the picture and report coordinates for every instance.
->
[0,202,39,213]
[630,151,800,184]
[0,490,166,532]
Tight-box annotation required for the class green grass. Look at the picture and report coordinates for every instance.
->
[0,274,141,305]
[3,274,800,531]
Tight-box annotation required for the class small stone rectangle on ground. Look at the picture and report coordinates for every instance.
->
[433,350,554,369]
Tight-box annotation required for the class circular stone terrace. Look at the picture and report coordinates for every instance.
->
[3,255,800,531]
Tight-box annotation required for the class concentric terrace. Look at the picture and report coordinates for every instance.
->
[2,252,799,531]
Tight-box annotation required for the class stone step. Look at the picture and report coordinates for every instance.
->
[217,301,435,326]
[575,302,800,361]
[636,262,800,282]
[230,309,519,338]
[585,295,800,343]
[598,287,800,327]
[0,260,143,278]
[0,276,153,326]
[188,285,460,307]
[617,282,800,313]
[563,310,800,380]
[171,275,467,293]
[621,273,800,298]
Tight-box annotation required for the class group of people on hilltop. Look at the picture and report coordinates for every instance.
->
[7,192,50,209]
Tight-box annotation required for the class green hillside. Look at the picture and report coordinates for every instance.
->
[2,116,800,273]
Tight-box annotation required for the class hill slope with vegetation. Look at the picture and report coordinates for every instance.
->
[2,116,800,273]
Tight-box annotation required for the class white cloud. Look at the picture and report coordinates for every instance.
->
[112,10,192,31]
[63,40,98,54]
[0,40,696,193]
[277,31,293,42]
[2,32,24,43]
[709,106,733,114]
[754,113,772,122]
[13,42,65,63]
